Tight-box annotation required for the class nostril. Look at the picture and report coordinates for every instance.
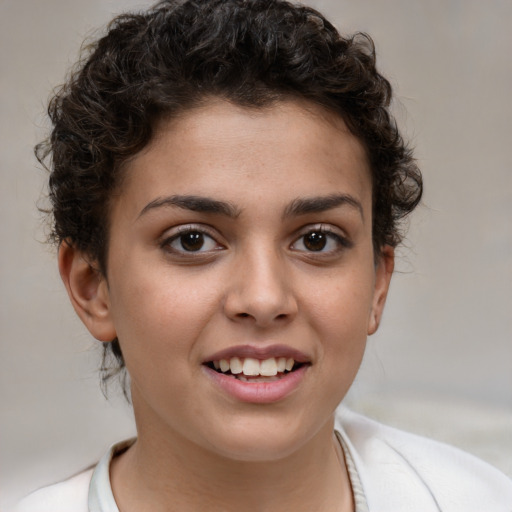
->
[276,313,288,320]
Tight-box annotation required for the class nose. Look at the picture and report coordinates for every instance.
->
[223,246,298,328]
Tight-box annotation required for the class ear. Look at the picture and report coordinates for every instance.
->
[367,245,394,335]
[58,241,117,342]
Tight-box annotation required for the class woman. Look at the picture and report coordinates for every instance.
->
[18,1,512,510]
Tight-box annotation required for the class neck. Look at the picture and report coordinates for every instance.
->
[111,413,353,512]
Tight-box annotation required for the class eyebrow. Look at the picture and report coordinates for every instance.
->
[138,193,363,221]
[283,194,364,220]
[138,195,241,219]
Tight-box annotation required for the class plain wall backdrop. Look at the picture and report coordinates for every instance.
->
[1,0,511,507]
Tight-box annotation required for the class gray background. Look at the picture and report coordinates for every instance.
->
[1,0,511,507]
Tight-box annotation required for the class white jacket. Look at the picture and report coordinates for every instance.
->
[18,409,512,512]
[334,408,512,511]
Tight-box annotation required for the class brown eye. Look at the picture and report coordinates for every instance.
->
[303,231,327,251]
[290,226,352,255]
[180,231,205,251]
[164,229,220,254]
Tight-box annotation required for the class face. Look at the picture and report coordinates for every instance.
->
[64,99,393,462]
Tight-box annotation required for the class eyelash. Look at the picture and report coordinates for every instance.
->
[160,225,223,256]
[290,225,352,255]
[160,224,352,257]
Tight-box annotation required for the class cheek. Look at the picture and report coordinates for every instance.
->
[107,266,221,362]
[301,269,375,376]
[304,271,375,333]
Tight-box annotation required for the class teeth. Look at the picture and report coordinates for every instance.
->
[212,356,298,377]
[229,357,243,374]
[242,357,261,376]
[260,358,278,376]
[238,375,280,382]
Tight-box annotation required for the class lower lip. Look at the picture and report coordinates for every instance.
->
[202,365,309,404]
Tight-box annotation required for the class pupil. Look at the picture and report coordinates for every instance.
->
[181,232,204,251]
[304,232,326,251]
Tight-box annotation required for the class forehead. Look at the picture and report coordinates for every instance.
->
[116,99,372,218]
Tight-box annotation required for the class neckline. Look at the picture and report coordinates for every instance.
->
[88,433,368,512]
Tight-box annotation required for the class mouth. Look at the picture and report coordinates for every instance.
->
[204,356,308,383]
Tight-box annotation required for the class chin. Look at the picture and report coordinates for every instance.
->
[211,436,305,463]
[200,413,329,463]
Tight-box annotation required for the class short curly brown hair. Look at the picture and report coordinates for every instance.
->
[36,0,422,392]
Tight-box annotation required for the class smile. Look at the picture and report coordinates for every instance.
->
[202,345,311,402]
[207,357,304,382]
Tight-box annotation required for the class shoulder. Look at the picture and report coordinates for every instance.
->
[336,407,512,512]
[16,438,134,512]
[16,468,93,512]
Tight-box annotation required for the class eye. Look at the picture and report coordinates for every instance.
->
[163,228,222,254]
[290,227,350,254]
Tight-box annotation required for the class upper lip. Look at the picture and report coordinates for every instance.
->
[203,344,311,364]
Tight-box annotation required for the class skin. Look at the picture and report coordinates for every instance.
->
[59,99,394,512]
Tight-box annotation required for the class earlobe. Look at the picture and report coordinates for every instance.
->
[367,246,394,335]
[58,241,117,342]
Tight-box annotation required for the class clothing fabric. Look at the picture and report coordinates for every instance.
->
[334,408,512,511]
[336,431,370,512]
[17,408,512,512]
